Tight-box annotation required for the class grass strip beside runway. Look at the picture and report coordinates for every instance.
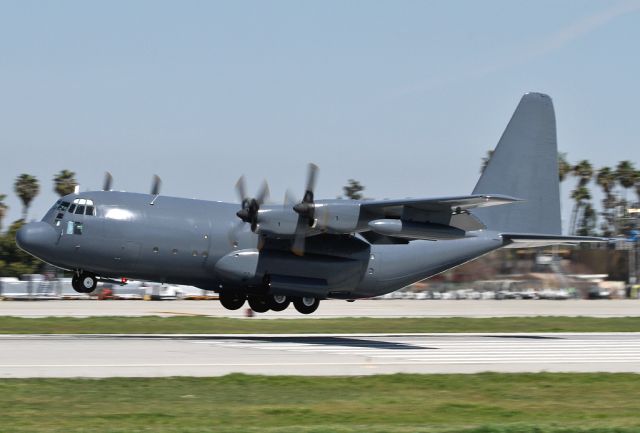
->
[1,315,640,334]
[1,373,639,433]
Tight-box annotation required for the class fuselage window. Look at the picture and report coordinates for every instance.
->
[66,221,74,235]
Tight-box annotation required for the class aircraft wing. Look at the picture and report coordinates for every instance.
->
[359,194,521,217]
[354,194,522,233]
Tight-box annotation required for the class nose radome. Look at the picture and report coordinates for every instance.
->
[16,222,58,258]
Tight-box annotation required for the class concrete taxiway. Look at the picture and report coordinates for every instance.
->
[1,299,639,318]
[1,333,639,377]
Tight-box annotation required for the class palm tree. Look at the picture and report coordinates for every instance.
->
[596,167,617,236]
[0,194,8,233]
[635,170,640,205]
[14,174,40,221]
[573,160,594,185]
[53,170,77,197]
[343,179,365,200]
[569,160,594,235]
[558,152,571,182]
[615,160,636,201]
[480,150,494,174]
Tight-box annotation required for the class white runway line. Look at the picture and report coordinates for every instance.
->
[2,333,639,377]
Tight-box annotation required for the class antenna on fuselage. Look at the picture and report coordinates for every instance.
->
[150,175,162,205]
[102,172,113,191]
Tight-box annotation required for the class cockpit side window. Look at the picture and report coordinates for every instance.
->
[73,222,83,235]
[68,204,77,214]
[58,201,70,212]
[66,221,84,235]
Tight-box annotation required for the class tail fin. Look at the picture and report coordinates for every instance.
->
[472,92,561,235]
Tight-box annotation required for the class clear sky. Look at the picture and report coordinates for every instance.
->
[1,0,639,232]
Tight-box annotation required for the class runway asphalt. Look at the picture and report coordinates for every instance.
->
[1,299,639,318]
[1,333,639,377]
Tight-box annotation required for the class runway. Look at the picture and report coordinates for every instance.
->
[1,333,639,377]
[2,299,639,318]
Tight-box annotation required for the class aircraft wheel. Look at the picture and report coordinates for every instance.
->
[72,272,97,294]
[219,291,246,310]
[293,296,320,315]
[267,295,290,312]
[247,295,270,313]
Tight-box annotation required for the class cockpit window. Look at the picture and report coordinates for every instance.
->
[58,201,70,211]
[68,198,95,216]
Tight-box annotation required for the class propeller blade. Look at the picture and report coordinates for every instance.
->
[235,176,248,204]
[291,231,306,256]
[103,172,113,191]
[228,220,245,246]
[255,180,270,205]
[150,175,162,195]
[257,235,266,251]
[284,189,297,207]
[303,163,318,203]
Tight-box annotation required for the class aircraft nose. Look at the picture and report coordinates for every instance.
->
[16,222,58,258]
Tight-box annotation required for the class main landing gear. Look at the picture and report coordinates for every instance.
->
[71,271,97,294]
[218,292,320,315]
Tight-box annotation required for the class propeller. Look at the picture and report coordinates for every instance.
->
[150,175,162,195]
[103,172,113,191]
[291,163,319,256]
[234,176,270,233]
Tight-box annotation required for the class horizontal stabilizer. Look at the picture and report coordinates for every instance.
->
[501,233,608,248]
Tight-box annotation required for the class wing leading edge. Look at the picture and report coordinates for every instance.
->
[359,194,522,217]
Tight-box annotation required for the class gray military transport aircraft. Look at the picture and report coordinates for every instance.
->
[16,93,604,314]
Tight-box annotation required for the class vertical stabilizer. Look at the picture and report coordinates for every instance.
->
[472,93,561,235]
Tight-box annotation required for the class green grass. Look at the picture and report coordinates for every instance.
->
[1,373,639,433]
[1,315,640,334]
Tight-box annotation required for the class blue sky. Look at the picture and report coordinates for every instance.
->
[1,0,639,232]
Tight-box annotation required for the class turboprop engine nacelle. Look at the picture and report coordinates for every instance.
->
[368,219,466,240]
[256,202,362,237]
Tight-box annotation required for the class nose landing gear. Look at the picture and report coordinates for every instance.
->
[72,271,97,294]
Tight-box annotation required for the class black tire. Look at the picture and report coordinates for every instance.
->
[248,295,270,313]
[219,291,246,310]
[71,276,82,293]
[72,273,96,294]
[267,295,290,312]
[80,273,97,292]
[293,296,320,315]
